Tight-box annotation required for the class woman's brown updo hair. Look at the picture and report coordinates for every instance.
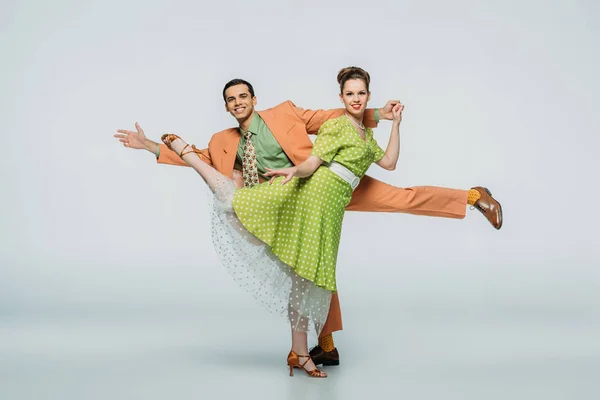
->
[337,66,371,93]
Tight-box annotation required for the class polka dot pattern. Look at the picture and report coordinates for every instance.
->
[467,188,481,205]
[209,177,332,336]
[232,115,385,292]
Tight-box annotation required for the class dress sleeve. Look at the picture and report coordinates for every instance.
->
[311,119,341,163]
[369,133,386,162]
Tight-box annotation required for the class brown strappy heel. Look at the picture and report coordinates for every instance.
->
[287,350,327,378]
[160,133,201,158]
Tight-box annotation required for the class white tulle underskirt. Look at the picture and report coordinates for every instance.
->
[208,177,332,336]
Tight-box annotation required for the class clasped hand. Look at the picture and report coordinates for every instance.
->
[392,103,404,123]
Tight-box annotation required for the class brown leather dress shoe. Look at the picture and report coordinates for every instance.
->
[309,346,340,366]
[472,186,503,230]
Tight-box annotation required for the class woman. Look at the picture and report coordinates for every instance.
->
[161,67,403,378]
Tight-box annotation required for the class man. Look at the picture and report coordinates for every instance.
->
[115,78,502,367]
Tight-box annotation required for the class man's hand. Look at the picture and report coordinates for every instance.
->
[378,100,403,120]
[114,122,158,153]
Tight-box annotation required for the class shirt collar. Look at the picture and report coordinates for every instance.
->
[240,112,261,136]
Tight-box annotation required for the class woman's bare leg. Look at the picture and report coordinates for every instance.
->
[288,275,326,377]
[167,137,233,196]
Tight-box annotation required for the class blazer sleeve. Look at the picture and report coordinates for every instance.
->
[288,101,378,135]
[156,143,213,167]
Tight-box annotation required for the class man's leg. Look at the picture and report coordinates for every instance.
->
[348,177,468,217]
[310,292,342,366]
[348,177,502,229]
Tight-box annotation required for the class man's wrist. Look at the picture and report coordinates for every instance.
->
[144,139,159,153]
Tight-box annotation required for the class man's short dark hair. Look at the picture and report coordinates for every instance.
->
[222,79,255,101]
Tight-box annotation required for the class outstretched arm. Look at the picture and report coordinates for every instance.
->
[376,104,404,171]
[289,100,401,134]
[114,123,212,167]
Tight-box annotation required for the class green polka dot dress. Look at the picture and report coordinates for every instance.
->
[232,115,385,292]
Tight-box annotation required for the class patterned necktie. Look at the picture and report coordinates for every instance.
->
[242,130,260,188]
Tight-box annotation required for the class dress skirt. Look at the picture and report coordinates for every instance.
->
[209,166,352,334]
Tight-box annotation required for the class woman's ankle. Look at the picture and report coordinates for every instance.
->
[170,138,188,155]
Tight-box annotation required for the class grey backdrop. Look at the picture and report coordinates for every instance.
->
[1,0,599,399]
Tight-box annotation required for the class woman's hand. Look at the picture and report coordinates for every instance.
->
[392,103,404,124]
[264,166,298,185]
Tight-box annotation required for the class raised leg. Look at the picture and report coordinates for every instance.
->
[161,134,234,202]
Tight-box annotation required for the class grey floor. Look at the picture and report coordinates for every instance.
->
[2,295,599,400]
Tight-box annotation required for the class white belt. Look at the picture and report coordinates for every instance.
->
[327,161,360,191]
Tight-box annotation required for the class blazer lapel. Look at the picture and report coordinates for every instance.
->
[257,108,298,164]
[218,129,241,177]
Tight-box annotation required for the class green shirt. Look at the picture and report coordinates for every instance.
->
[236,113,293,179]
